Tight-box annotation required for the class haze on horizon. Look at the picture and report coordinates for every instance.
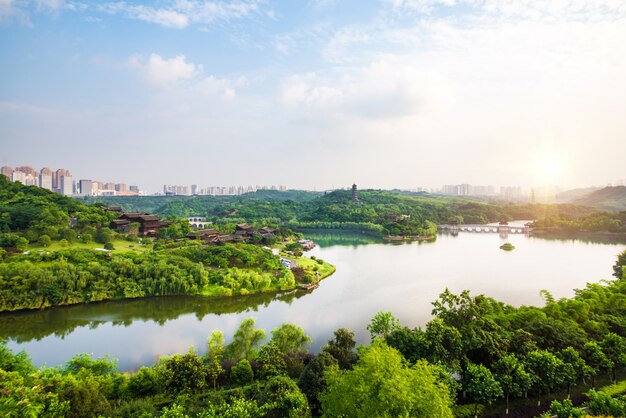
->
[1,0,625,194]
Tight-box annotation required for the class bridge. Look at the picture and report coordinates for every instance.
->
[437,224,532,234]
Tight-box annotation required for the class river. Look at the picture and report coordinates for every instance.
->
[2,226,624,370]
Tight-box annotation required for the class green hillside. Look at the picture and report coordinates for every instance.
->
[573,186,626,212]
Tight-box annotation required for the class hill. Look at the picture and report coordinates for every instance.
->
[573,186,626,211]
[556,187,601,203]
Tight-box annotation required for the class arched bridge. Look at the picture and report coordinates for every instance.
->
[437,224,532,234]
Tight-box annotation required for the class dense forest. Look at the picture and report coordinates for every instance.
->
[1,251,625,417]
[0,177,332,312]
[85,189,625,237]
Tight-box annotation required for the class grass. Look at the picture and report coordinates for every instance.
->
[599,379,626,396]
[37,239,150,254]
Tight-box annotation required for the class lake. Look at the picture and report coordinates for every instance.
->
[2,226,624,370]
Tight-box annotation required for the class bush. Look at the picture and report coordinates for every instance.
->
[39,234,52,247]
[231,359,254,386]
[103,242,114,251]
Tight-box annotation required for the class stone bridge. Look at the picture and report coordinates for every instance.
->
[437,224,532,234]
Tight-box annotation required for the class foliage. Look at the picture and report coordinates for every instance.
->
[260,375,310,418]
[230,359,254,385]
[270,323,311,355]
[206,330,225,389]
[322,328,357,369]
[158,348,208,395]
[321,340,453,417]
[225,318,266,361]
[366,311,400,340]
[547,398,585,418]
[298,351,338,415]
[586,389,626,417]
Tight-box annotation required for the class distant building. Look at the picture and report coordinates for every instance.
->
[191,184,198,195]
[163,184,188,195]
[115,183,127,192]
[60,175,73,195]
[104,182,115,190]
[79,179,93,196]
[15,166,36,177]
[351,184,360,202]
[53,169,71,191]
[39,171,53,191]
[129,185,139,192]
[1,166,12,178]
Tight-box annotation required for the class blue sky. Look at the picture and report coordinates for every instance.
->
[1,0,625,192]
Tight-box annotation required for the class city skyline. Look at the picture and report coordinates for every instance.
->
[3,162,625,197]
[1,1,626,192]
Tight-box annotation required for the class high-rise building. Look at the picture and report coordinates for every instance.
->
[129,185,139,192]
[104,182,115,190]
[60,175,73,196]
[79,179,93,196]
[53,169,71,191]
[93,181,103,192]
[191,184,198,195]
[39,169,53,191]
[15,166,36,177]
[11,171,26,184]
[1,166,13,178]
[115,183,127,192]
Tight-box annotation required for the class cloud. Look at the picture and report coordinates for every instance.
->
[100,0,263,29]
[129,53,201,85]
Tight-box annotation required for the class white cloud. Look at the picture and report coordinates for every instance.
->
[129,53,200,85]
[101,0,263,29]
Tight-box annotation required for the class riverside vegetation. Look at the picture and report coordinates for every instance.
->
[1,251,625,417]
[86,188,626,237]
[0,177,334,312]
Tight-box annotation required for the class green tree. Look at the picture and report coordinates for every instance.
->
[547,399,585,418]
[270,323,311,355]
[200,397,263,418]
[581,341,613,388]
[463,362,503,417]
[158,348,207,395]
[586,389,626,417]
[524,350,565,406]
[322,328,357,369]
[366,311,400,340]
[38,234,51,247]
[206,330,224,389]
[613,249,626,279]
[493,354,531,415]
[260,375,310,418]
[558,347,591,388]
[321,339,453,417]
[257,341,287,380]
[600,332,626,383]
[230,359,254,385]
[226,318,266,361]
[298,351,338,415]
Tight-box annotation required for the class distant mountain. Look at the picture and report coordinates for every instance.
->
[573,186,626,211]
[556,187,601,203]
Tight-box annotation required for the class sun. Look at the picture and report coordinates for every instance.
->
[532,152,564,185]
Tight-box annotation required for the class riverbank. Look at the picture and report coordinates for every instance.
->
[0,241,336,313]
[531,227,626,243]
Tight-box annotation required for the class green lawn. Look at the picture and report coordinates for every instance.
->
[37,239,150,254]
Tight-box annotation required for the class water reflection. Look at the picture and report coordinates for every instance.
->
[0,290,312,343]
[2,230,624,370]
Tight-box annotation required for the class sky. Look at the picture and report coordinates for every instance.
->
[1,0,625,193]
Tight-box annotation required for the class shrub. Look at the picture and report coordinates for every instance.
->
[231,359,254,386]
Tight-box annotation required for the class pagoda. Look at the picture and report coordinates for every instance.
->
[351,184,360,202]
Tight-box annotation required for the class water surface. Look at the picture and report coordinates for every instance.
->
[2,229,623,370]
